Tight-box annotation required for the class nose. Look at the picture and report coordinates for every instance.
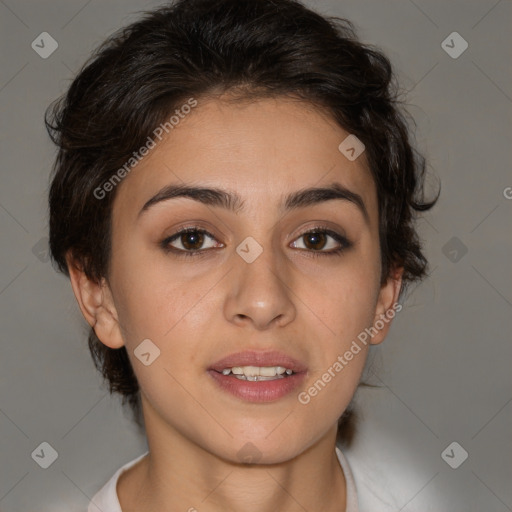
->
[223,241,296,330]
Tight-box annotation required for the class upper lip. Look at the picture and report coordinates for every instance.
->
[208,350,308,373]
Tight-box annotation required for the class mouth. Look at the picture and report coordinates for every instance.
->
[207,350,307,402]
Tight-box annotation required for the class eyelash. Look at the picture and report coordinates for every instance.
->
[160,226,352,259]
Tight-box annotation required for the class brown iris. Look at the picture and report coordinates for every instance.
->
[181,231,205,250]
[302,232,327,251]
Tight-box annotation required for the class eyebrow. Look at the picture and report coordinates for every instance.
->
[137,181,369,223]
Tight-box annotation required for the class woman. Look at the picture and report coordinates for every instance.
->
[45,0,438,510]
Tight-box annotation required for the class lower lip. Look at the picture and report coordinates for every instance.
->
[207,370,307,402]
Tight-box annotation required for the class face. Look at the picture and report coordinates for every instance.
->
[70,95,401,463]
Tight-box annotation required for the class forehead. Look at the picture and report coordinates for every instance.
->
[112,96,377,224]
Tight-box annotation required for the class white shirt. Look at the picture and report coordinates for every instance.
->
[87,446,359,512]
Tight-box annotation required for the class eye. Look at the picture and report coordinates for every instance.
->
[161,227,222,257]
[290,227,351,256]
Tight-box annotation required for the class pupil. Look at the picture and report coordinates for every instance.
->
[182,231,203,250]
[305,232,325,250]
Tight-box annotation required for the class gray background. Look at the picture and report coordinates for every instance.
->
[0,0,511,510]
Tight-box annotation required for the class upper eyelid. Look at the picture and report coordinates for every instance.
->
[168,227,219,242]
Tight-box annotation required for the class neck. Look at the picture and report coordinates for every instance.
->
[118,403,347,512]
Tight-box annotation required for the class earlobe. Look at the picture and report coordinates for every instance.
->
[369,266,404,346]
[65,252,125,349]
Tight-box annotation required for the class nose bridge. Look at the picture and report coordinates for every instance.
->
[224,232,296,329]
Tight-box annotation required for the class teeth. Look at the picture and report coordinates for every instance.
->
[263,366,287,376]
[221,366,294,378]
[234,374,285,381]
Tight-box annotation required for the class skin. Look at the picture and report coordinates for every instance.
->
[67,95,403,512]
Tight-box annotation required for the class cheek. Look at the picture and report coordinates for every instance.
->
[110,237,202,341]
[296,280,374,434]
[297,248,380,405]
[306,256,380,347]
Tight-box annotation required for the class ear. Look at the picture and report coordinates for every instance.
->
[369,266,404,346]
[65,251,125,349]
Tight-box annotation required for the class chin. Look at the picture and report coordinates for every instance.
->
[206,428,315,466]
